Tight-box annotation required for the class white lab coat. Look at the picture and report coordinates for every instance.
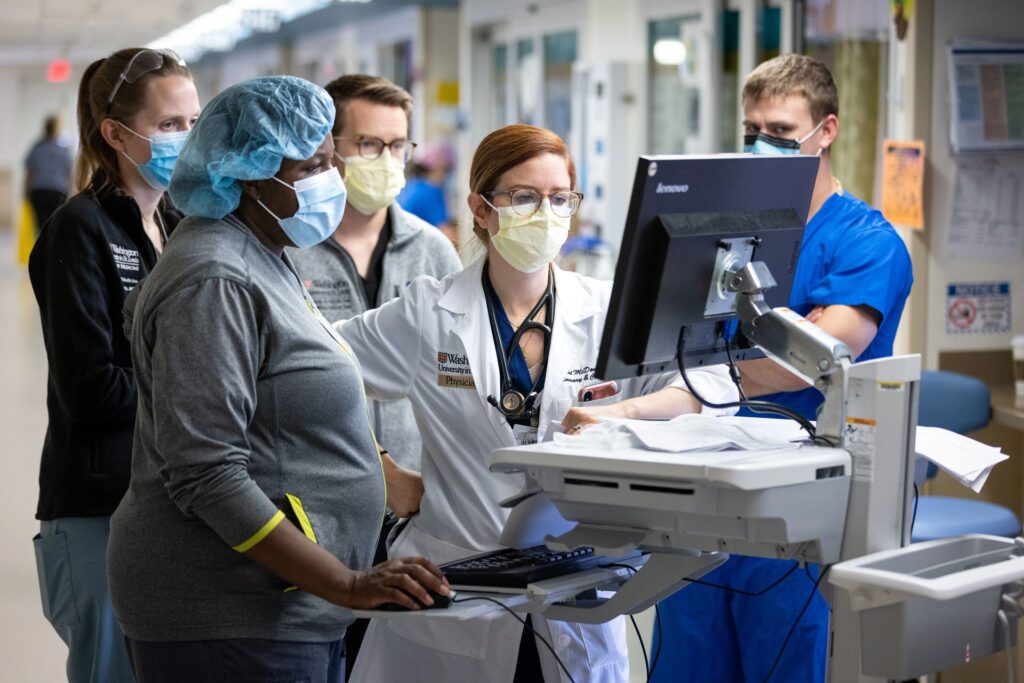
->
[338,257,737,683]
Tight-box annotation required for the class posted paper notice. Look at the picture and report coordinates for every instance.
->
[946,282,1012,334]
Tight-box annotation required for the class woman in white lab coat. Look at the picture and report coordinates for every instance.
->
[339,124,737,683]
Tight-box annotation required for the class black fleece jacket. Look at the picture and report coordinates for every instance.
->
[29,189,179,520]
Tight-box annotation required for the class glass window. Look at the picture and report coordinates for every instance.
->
[762,6,782,62]
[804,0,890,204]
[491,43,508,131]
[721,10,740,152]
[543,31,577,142]
[516,38,538,124]
[377,40,412,94]
[648,15,701,153]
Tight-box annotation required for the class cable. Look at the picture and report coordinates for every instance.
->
[684,561,800,597]
[629,615,650,681]
[604,559,799,680]
[675,328,820,441]
[451,595,576,683]
[604,563,650,681]
[650,603,663,680]
[761,564,830,683]
[723,333,750,402]
[911,482,919,535]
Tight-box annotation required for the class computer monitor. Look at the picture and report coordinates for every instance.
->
[596,154,819,381]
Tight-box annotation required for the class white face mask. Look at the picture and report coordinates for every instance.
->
[488,200,570,273]
[340,153,406,215]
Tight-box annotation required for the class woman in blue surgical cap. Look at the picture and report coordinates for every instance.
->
[28,47,198,683]
[107,76,447,683]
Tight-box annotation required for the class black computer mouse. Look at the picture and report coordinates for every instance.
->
[376,589,454,611]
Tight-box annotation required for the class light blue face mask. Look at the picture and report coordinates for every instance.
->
[258,167,347,249]
[743,118,826,156]
[116,122,188,191]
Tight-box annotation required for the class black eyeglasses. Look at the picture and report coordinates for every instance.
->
[482,189,584,218]
[335,136,418,163]
[104,49,186,118]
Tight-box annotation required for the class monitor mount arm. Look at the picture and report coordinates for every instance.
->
[728,261,853,444]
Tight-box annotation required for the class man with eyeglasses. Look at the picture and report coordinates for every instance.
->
[288,74,461,676]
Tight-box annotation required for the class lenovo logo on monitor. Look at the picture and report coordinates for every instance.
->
[655,182,689,194]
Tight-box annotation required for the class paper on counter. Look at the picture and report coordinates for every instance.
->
[552,414,807,453]
[915,426,1009,493]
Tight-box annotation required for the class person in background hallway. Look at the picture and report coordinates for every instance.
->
[651,53,913,683]
[24,115,73,234]
[28,47,199,683]
[397,143,453,228]
[288,73,461,677]
[108,76,446,683]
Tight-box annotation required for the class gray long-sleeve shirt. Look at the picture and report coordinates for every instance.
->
[288,203,461,470]
[109,215,385,643]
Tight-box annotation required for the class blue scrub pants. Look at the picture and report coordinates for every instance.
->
[32,516,134,683]
[125,637,345,682]
[650,556,828,683]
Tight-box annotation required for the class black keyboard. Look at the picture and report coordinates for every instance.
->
[441,545,602,589]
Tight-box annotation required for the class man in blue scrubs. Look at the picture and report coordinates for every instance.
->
[652,54,913,682]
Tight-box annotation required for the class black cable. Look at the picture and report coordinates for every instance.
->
[761,564,830,683]
[629,614,650,681]
[684,560,799,597]
[723,333,750,402]
[650,603,663,679]
[604,559,799,679]
[913,481,921,532]
[452,595,576,683]
[676,328,820,441]
[603,563,650,681]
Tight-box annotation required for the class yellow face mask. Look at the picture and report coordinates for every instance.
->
[489,201,570,273]
[339,153,406,215]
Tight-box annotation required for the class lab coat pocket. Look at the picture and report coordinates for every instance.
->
[385,525,493,659]
[32,532,80,628]
[573,394,621,409]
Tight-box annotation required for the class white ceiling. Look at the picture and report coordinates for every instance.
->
[0,0,229,65]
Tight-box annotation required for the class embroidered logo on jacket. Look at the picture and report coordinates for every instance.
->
[110,243,141,292]
[437,351,475,389]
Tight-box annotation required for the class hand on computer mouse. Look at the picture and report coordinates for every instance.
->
[342,556,450,610]
[376,588,456,611]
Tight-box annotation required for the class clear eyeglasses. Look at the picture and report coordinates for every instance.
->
[336,136,418,163]
[105,48,186,117]
[482,188,584,218]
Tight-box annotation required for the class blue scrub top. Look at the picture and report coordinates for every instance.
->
[397,178,448,227]
[742,190,913,420]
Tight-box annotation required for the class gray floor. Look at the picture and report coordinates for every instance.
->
[0,230,655,682]
[0,231,67,681]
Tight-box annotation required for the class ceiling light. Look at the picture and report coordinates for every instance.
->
[652,39,686,66]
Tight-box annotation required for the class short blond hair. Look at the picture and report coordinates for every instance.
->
[742,54,838,123]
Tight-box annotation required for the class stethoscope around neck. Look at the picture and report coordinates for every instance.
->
[483,266,556,423]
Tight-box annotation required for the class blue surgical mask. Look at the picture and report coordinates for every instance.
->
[257,168,347,249]
[116,122,188,191]
[744,118,826,156]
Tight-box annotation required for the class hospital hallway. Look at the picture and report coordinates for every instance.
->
[0,232,66,681]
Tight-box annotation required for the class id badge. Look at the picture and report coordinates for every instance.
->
[512,424,538,447]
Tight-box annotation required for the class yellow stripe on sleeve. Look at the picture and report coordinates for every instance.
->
[232,509,285,553]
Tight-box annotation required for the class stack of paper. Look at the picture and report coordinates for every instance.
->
[551,414,807,453]
[915,426,1009,493]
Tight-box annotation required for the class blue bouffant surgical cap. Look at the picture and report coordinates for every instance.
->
[169,75,335,219]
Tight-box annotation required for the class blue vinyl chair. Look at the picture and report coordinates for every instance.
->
[911,370,1021,542]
